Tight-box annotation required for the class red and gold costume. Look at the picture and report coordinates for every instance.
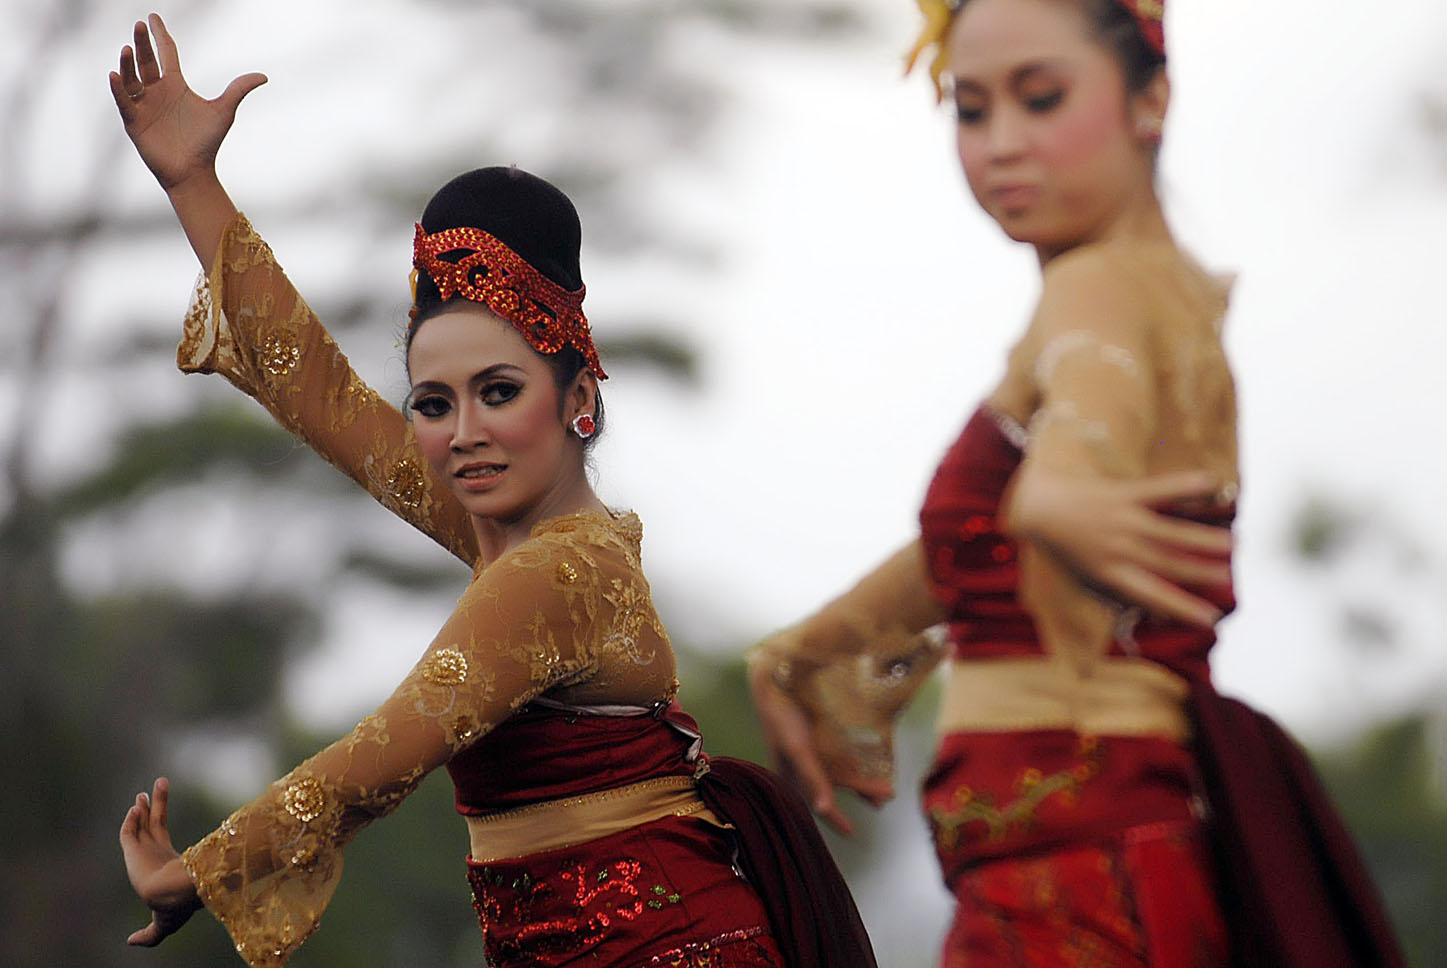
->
[172,213,872,967]
[752,241,1404,967]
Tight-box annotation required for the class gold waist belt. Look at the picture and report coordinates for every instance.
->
[936,656,1190,741]
[465,775,721,863]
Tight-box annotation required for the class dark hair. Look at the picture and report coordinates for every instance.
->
[1075,0,1165,93]
[406,166,604,444]
[951,0,1164,93]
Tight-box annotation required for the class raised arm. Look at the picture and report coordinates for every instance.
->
[748,539,946,833]
[120,532,607,966]
[110,16,479,566]
[109,15,263,268]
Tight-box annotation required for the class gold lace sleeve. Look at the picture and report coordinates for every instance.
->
[180,524,621,967]
[178,211,479,566]
[749,540,946,781]
[1010,244,1237,669]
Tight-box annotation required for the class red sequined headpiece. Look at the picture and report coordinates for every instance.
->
[1114,0,1165,58]
[411,224,607,380]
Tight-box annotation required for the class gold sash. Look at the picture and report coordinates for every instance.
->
[465,775,722,863]
[936,655,1190,741]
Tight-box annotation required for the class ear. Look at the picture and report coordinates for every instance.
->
[565,370,599,423]
[1132,69,1170,143]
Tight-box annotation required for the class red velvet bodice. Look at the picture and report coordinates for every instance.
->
[446,701,700,815]
[917,406,1239,879]
[918,405,1235,681]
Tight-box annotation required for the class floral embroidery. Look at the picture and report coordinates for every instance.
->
[422,648,468,686]
[930,748,1102,848]
[282,777,326,823]
[258,329,301,377]
[385,457,426,510]
[469,858,685,966]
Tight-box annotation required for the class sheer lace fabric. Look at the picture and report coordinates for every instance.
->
[174,213,678,966]
[181,510,678,966]
[748,540,947,781]
[178,213,479,566]
[1002,241,1238,669]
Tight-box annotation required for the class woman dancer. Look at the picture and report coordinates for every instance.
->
[110,15,874,967]
[749,0,1406,965]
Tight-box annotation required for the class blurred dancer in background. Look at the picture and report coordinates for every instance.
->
[749,0,1406,964]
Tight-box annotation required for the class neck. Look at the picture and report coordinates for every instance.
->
[470,475,608,564]
[1035,177,1173,267]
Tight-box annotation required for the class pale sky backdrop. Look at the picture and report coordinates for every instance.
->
[6,0,1446,960]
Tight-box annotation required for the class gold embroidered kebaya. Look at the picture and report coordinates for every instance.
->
[175,212,676,967]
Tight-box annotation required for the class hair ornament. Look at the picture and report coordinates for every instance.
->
[411,223,607,379]
[1114,0,1165,57]
[904,0,961,104]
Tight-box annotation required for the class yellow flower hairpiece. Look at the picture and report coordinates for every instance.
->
[904,0,959,103]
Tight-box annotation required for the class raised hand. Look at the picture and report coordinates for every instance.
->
[119,777,202,947]
[107,13,266,193]
[1006,468,1234,628]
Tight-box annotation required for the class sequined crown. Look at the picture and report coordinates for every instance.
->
[411,224,607,380]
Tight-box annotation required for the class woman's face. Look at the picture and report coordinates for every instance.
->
[407,305,587,525]
[947,0,1154,255]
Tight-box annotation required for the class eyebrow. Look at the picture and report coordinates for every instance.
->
[953,60,1065,97]
[411,362,528,394]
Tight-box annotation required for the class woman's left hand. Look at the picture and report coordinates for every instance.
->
[119,777,202,947]
[1005,468,1234,628]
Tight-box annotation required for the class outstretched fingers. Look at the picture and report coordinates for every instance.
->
[781,737,853,835]
[1140,511,1233,559]
[132,19,161,85]
[148,13,183,76]
[128,919,165,948]
[149,777,171,835]
[1117,565,1222,629]
[1129,469,1219,507]
[217,72,270,116]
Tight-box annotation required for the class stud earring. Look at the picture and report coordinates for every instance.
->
[571,413,597,439]
[1136,116,1163,142]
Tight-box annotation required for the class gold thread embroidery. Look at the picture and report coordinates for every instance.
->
[282,777,326,823]
[422,648,469,686]
[386,457,426,510]
[258,329,301,377]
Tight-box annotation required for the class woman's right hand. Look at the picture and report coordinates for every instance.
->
[119,777,202,948]
[747,646,894,837]
[107,14,266,193]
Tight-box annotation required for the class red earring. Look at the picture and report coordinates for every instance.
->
[571,413,596,439]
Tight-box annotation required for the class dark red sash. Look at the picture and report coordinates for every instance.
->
[1187,680,1406,967]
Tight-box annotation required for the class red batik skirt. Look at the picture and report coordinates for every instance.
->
[940,821,1226,968]
[466,813,785,968]
[927,731,1227,968]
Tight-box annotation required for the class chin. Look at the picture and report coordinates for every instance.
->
[452,486,512,520]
